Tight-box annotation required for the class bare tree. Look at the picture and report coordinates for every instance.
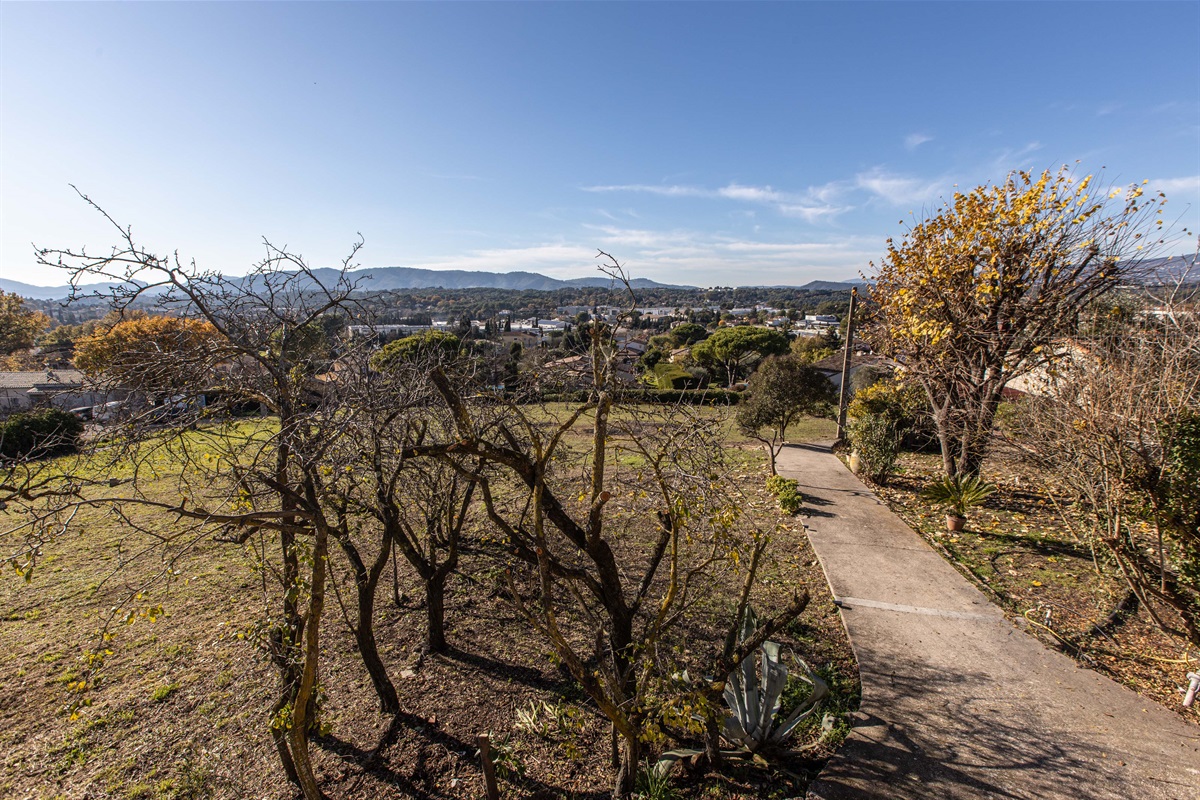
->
[1012,253,1200,648]
[330,351,482,658]
[405,255,810,797]
[33,190,371,799]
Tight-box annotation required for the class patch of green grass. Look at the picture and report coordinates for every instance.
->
[123,783,155,800]
[635,759,681,800]
[778,659,859,747]
[160,643,193,660]
[51,666,80,685]
[786,416,838,443]
[150,682,180,703]
[50,728,92,773]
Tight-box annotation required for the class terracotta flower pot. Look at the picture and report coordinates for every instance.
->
[946,514,966,532]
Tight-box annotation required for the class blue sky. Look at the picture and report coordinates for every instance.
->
[2,2,1197,288]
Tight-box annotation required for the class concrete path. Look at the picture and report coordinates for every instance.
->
[775,443,1200,800]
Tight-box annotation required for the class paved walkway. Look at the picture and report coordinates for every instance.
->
[774,443,1200,800]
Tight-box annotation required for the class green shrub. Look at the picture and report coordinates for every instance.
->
[848,414,900,484]
[766,475,795,496]
[765,475,804,514]
[646,388,739,405]
[847,378,933,450]
[0,408,84,460]
[777,486,804,515]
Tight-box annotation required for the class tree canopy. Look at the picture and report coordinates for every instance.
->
[691,326,789,387]
[868,166,1174,476]
[369,329,461,371]
[736,355,836,474]
[0,290,50,363]
[668,321,710,346]
[74,314,222,392]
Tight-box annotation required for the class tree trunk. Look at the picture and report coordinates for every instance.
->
[337,532,400,714]
[270,695,300,786]
[957,383,1003,477]
[274,438,306,788]
[608,609,639,797]
[703,711,722,768]
[926,388,957,477]
[426,571,448,654]
[355,579,399,713]
[612,733,641,799]
[288,520,329,800]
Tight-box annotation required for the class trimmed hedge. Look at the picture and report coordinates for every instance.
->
[653,362,701,391]
[540,389,740,406]
[0,408,84,460]
[638,388,740,406]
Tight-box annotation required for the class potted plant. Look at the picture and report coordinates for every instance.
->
[922,474,996,532]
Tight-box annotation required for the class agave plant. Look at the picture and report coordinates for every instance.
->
[721,630,828,752]
[657,609,830,777]
[921,473,996,518]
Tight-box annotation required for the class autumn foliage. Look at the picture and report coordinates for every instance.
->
[74,314,222,391]
[868,166,1174,477]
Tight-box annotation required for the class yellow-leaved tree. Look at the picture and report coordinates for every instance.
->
[0,290,50,367]
[74,314,222,393]
[868,166,1176,477]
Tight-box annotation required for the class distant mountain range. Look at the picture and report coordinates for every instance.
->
[0,267,866,299]
[791,280,867,291]
[0,278,129,300]
[298,267,691,291]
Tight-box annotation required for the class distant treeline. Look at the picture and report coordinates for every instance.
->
[30,285,855,327]
[354,285,854,324]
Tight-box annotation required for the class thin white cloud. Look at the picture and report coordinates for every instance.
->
[904,133,933,151]
[987,141,1044,173]
[582,184,708,198]
[777,203,849,223]
[405,244,599,274]
[717,183,786,203]
[1149,175,1200,196]
[1152,101,1184,113]
[584,224,697,250]
[582,181,852,223]
[854,167,946,206]
[399,227,878,286]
